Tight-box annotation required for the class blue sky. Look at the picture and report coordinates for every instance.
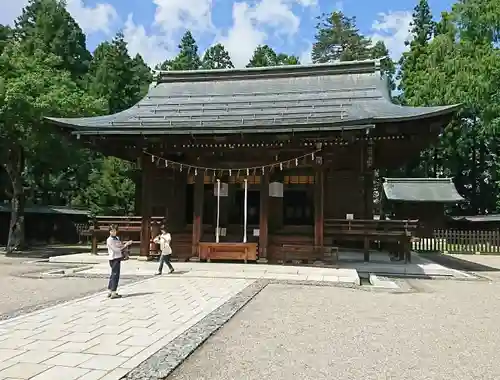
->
[1,0,455,68]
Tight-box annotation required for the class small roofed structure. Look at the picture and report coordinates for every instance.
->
[381,178,465,235]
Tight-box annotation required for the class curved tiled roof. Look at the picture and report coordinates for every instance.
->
[46,59,460,135]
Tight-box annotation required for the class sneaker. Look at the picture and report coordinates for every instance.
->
[155,272,162,276]
[169,268,174,274]
[110,292,122,299]
[107,292,112,298]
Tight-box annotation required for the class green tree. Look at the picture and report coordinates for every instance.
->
[246,45,300,67]
[71,157,136,216]
[87,32,143,114]
[158,31,201,71]
[399,1,500,214]
[14,0,92,80]
[398,0,435,102]
[312,11,372,63]
[131,54,152,98]
[0,25,12,55]
[370,41,396,93]
[0,45,104,253]
[202,43,234,69]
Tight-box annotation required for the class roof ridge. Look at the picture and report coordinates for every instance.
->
[153,59,382,84]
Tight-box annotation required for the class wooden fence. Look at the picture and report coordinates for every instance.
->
[412,229,500,254]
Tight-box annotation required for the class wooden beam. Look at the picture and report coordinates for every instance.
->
[258,168,270,263]
[192,173,204,258]
[314,158,325,250]
[140,153,152,257]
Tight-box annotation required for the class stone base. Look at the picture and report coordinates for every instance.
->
[137,256,155,261]
[256,258,268,264]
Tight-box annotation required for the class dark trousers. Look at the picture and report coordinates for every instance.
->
[108,258,121,291]
[158,254,173,273]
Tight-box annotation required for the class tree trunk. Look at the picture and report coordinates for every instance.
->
[5,145,26,254]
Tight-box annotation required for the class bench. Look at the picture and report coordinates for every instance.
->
[88,216,164,255]
[281,244,339,265]
[324,219,419,263]
[198,242,258,263]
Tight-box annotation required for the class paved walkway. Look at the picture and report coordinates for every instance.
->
[49,252,470,279]
[50,259,361,285]
[0,276,252,380]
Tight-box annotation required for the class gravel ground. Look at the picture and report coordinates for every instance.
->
[169,279,500,380]
[0,256,136,319]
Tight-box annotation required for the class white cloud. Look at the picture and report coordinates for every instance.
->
[299,42,312,64]
[153,0,214,35]
[218,3,267,68]
[123,14,174,68]
[217,0,310,68]
[0,0,116,35]
[370,11,413,60]
[66,0,118,34]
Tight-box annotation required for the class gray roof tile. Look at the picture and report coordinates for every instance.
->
[383,178,464,203]
[45,60,460,135]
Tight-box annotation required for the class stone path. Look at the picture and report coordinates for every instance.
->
[0,276,252,380]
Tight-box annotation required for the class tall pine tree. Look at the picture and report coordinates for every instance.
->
[159,31,201,71]
[202,43,234,69]
[246,45,299,67]
[397,0,435,103]
[312,11,372,63]
[14,0,92,80]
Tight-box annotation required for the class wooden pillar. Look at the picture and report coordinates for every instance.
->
[140,153,152,257]
[314,159,325,250]
[361,136,374,261]
[192,173,204,257]
[258,169,270,262]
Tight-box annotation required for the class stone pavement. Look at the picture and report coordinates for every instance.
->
[59,260,361,285]
[0,276,252,380]
[49,251,470,279]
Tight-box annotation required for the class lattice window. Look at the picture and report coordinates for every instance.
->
[283,175,315,184]
[228,175,261,185]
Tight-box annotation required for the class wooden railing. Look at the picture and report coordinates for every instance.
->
[88,216,164,254]
[413,229,500,254]
[324,219,419,263]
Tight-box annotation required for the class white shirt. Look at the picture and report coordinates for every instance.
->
[107,236,123,260]
[154,233,172,255]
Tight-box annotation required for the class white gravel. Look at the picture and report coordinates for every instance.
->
[169,280,500,380]
[0,256,132,318]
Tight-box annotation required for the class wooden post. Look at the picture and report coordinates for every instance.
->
[258,168,269,263]
[314,159,325,254]
[192,173,204,258]
[139,153,152,257]
[362,136,374,262]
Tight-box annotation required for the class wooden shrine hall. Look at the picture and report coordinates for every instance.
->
[46,59,460,263]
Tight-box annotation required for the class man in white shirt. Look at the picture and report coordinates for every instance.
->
[153,227,174,275]
[106,225,132,299]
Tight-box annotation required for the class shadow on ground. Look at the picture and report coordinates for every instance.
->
[3,245,90,259]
